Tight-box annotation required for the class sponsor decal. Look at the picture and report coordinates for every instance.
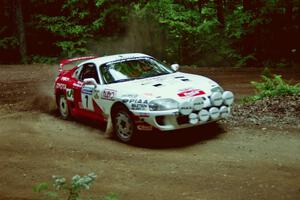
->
[56,83,66,90]
[128,99,148,104]
[61,77,70,81]
[141,77,166,85]
[131,103,148,110]
[177,89,205,97]
[137,113,150,117]
[122,98,149,110]
[122,94,138,98]
[73,82,83,88]
[66,88,74,101]
[137,125,153,131]
[102,89,116,100]
[106,56,151,65]
[82,87,93,95]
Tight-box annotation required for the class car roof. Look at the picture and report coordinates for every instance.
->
[80,53,152,67]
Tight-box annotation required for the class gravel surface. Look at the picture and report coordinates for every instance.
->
[226,94,300,128]
[0,65,299,200]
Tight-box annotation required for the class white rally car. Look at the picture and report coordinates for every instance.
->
[55,53,234,143]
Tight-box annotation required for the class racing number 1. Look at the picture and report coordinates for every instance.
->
[85,95,89,108]
[81,87,94,111]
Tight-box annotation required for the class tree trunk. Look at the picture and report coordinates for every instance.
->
[285,0,293,24]
[214,0,224,25]
[14,0,28,64]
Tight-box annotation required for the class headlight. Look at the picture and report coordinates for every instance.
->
[211,86,223,93]
[149,99,179,111]
[222,91,234,105]
[210,92,223,106]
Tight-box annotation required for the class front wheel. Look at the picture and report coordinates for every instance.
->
[112,108,137,143]
[58,95,70,120]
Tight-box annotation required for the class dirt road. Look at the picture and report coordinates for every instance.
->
[0,65,299,200]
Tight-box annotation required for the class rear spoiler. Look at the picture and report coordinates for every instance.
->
[59,56,97,72]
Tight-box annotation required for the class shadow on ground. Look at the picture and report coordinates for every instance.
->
[132,122,226,149]
[38,104,226,149]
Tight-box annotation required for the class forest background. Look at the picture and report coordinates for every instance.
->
[0,0,299,67]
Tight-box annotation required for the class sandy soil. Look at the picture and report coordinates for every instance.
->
[0,64,299,200]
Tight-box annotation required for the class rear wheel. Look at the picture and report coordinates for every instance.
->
[112,106,137,143]
[59,95,70,119]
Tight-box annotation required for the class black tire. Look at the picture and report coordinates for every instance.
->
[58,95,70,120]
[112,106,137,143]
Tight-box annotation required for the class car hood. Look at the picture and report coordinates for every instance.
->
[108,72,219,102]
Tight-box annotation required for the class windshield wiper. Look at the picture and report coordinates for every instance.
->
[147,72,169,78]
[111,78,131,83]
[111,77,143,83]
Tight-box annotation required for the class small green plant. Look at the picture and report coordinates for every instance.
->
[31,55,58,64]
[34,173,118,200]
[245,73,300,102]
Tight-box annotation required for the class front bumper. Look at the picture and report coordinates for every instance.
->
[132,91,234,131]
[133,106,231,131]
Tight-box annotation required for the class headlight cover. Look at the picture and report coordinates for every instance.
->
[211,86,224,93]
[149,98,179,111]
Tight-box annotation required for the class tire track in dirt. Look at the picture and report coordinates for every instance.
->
[0,65,299,200]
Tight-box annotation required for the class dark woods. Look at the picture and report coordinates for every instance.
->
[0,0,299,67]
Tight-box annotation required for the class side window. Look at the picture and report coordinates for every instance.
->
[72,67,82,79]
[100,64,114,84]
[79,63,100,83]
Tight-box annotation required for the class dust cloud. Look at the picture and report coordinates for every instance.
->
[21,65,58,113]
[88,14,169,60]
[33,65,57,113]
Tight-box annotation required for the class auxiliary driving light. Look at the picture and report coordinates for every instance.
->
[210,92,223,106]
[179,101,193,115]
[222,91,234,105]
[198,109,210,122]
[189,113,199,124]
[220,106,230,118]
[192,96,204,111]
[209,107,220,120]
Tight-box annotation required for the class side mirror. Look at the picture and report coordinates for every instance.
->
[83,78,97,87]
[171,64,179,71]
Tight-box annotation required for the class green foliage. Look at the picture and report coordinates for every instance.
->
[134,0,232,64]
[2,0,299,65]
[103,193,118,200]
[0,36,18,49]
[234,54,256,68]
[225,6,253,39]
[31,55,57,64]
[34,172,118,200]
[37,15,89,37]
[56,40,89,57]
[246,74,300,102]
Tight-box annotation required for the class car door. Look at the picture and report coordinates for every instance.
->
[76,63,100,112]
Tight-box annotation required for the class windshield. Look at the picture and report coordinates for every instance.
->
[100,57,174,84]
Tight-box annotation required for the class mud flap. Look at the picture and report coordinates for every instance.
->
[104,116,114,137]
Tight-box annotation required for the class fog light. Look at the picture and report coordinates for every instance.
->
[220,106,229,118]
[210,92,223,106]
[179,101,193,115]
[209,107,220,120]
[192,96,204,111]
[189,113,199,124]
[222,91,234,105]
[198,109,210,122]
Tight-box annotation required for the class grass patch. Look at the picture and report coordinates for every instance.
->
[244,71,300,102]
[34,173,118,200]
